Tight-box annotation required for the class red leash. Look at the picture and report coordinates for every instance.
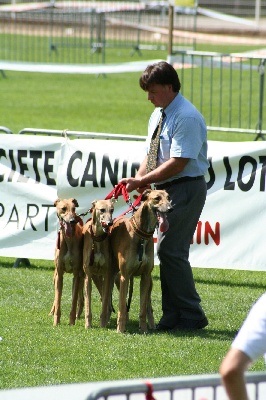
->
[105,182,130,203]
[105,182,142,216]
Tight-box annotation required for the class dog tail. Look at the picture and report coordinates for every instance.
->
[126,276,134,312]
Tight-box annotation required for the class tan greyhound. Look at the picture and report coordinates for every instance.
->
[110,189,172,333]
[50,198,84,326]
[83,199,116,329]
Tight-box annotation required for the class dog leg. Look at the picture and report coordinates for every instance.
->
[69,274,79,325]
[93,274,115,322]
[100,276,109,328]
[117,274,129,333]
[146,276,155,330]
[108,270,117,321]
[76,272,84,319]
[139,273,153,333]
[84,272,93,328]
[49,269,57,316]
[83,232,93,328]
[53,269,63,326]
[100,268,115,328]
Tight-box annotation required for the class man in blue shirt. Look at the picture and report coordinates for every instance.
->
[120,61,209,331]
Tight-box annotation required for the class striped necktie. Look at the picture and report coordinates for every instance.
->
[146,110,165,174]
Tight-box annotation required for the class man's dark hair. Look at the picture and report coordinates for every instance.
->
[139,61,181,93]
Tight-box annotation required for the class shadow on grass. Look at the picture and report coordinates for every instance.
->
[1,257,54,271]
[194,276,266,290]
[106,316,159,335]
[168,328,238,341]
[146,273,266,290]
[105,316,237,341]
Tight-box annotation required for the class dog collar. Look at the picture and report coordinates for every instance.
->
[129,215,154,240]
[89,225,108,242]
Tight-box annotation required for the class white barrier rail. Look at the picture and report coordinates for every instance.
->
[17,127,146,141]
[4,126,266,141]
[1,372,266,400]
[85,373,266,400]
[0,126,13,134]
[0,60,164,75]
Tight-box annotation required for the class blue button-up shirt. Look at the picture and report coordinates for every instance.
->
[145,92,209,184]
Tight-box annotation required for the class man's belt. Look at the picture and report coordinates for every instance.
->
[155,175,204,190]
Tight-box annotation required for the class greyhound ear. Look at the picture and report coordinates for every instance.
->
[141,189,151,201]
[54,198,61,207]
[89,200,97,216]
[91,200,97,222]
[71,198,79,208]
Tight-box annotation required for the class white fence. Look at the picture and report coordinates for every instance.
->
[1,372,266,400]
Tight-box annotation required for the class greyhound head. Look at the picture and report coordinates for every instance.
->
[91,199,115,234]
[54,198,80,237]
[141,189,173,232]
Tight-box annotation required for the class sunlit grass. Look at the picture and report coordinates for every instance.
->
[1,259,265,389]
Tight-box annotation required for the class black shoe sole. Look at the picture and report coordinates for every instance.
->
[154,324,171,332]
[171,317,208,331]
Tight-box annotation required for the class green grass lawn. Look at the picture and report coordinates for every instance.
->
[0,258,265,389]
[1,65,263,141]
[0,70,152,136]
[1,42,264,140]
[1,40,264,139]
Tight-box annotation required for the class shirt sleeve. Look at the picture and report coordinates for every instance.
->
[231,293,266,361]
[170,117,205,159]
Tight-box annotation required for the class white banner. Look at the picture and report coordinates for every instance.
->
[0,135,63,260]
[1,135,266,271]
[190,141,266,271]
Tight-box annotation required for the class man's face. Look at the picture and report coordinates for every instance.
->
[146,83,175,109]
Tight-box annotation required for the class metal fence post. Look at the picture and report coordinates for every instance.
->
[255,58,265,140]
[49,0,56,54]
[168,3,174,59]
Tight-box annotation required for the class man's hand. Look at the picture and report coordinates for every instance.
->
[119,178,151,193]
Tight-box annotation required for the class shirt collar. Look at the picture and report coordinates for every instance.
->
[163,92,182,117]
